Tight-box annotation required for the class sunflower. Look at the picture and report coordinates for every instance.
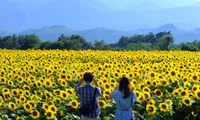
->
[59,74,67,80]
[8,102,16,110]
[145,80,152,86]
[16,117,24,120]
[45,80,52,88]
[191,111,198,117]
[172,90,179,98]
[23,85,31,91]
[45,110,55,119]
[7,80,14,86]
[182,97,193,106]
[191,73,199,83]
[143,92,151,100]
[179,89,189,98]
[24,90,31,97]
[170,70,176,77]
[66,89,74,95]
[23,102,32,112]
[42,103,49,110]
[146,104,157,115]
[28,100,37,108]
[2,88,10,93]
[11,89,18,96]
[99,100,106,109]
[149,72,156,78]
[48,105,57,114]
[66,74,72,81]
[17,76,24,83]
[53,89,61,96]
[165,99,173,106]
[36,81,42,88]
[19,96,26,103]
[3,93,11,101]
[60,80,67,87]
[104,83,111,90]
[44,91,53,100]
[34,91,43,97]
[160,79,168,86]
[159,102,169,112]
[60,91,69,100]
[69,100,78,109]
[18,89,24,96]
[154,89,163,97]
[0,77,7,84]
[147,99,156,105]
[30,110,40,119]
[53,97,62,104]
[142,87,151,93]
[192,84,199,91]
[15,98,20,105]
[178,103,182,109]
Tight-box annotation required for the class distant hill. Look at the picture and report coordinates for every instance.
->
[0,29,9,36]
[2,24,200,44]
[2,0,200,32]
[18,25,73,41]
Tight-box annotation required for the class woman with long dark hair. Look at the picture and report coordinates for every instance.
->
[109,76,137,120]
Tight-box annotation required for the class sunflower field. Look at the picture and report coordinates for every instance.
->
[0,50,200,120]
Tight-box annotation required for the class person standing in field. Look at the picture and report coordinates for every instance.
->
[75,72,101,120]
[109,76,137,120]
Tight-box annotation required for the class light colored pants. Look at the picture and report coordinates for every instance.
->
[81,115,100,120]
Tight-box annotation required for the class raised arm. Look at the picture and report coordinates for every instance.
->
[108,85,119,100]
[75,79,84,95]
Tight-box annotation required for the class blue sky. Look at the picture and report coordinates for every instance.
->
[99,0,200,10]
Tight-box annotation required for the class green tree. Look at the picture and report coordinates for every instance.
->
[93,40,111,50]
[129,35,145,43]
[40,41,52,49]
[12,34,19,49]
[20,34,41,50]
[156,35,174,50]
[49,41,65,49]
[118,36,129,48]
[145,32,156,45]
[1,35,14,49]
[180,42,199,51]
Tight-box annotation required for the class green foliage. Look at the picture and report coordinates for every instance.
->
[126,43,154,51]
[0,34,41,50]
[156,35,174,50]
[2,30,200,51]
[180,40,200,51]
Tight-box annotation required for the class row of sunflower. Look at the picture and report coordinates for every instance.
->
[0,50,200,120]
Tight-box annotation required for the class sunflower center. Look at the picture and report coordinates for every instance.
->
[72,102,77,106]
[185,99,190,104]
[162,104,167,109]
[33,111,38,116]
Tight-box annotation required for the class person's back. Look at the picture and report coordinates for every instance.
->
[76,72,101,120]
[110,76,137,120]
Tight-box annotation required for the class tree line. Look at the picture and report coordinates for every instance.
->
[0,31,199,51]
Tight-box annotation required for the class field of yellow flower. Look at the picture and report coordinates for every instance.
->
[0,50,200,120]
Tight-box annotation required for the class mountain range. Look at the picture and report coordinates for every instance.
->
[1,0,200,32]
[1,24,200,44]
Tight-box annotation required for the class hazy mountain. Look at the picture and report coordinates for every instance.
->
[6,24,200,44]
[2,0,200,32]
[18,26,129,43]
[18,25,73,41]
[0,29,9,37]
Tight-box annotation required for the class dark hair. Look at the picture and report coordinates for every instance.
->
[83,72,94,83]
[119,76,131,99]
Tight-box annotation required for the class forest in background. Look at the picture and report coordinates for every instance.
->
[0,31,200,51]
